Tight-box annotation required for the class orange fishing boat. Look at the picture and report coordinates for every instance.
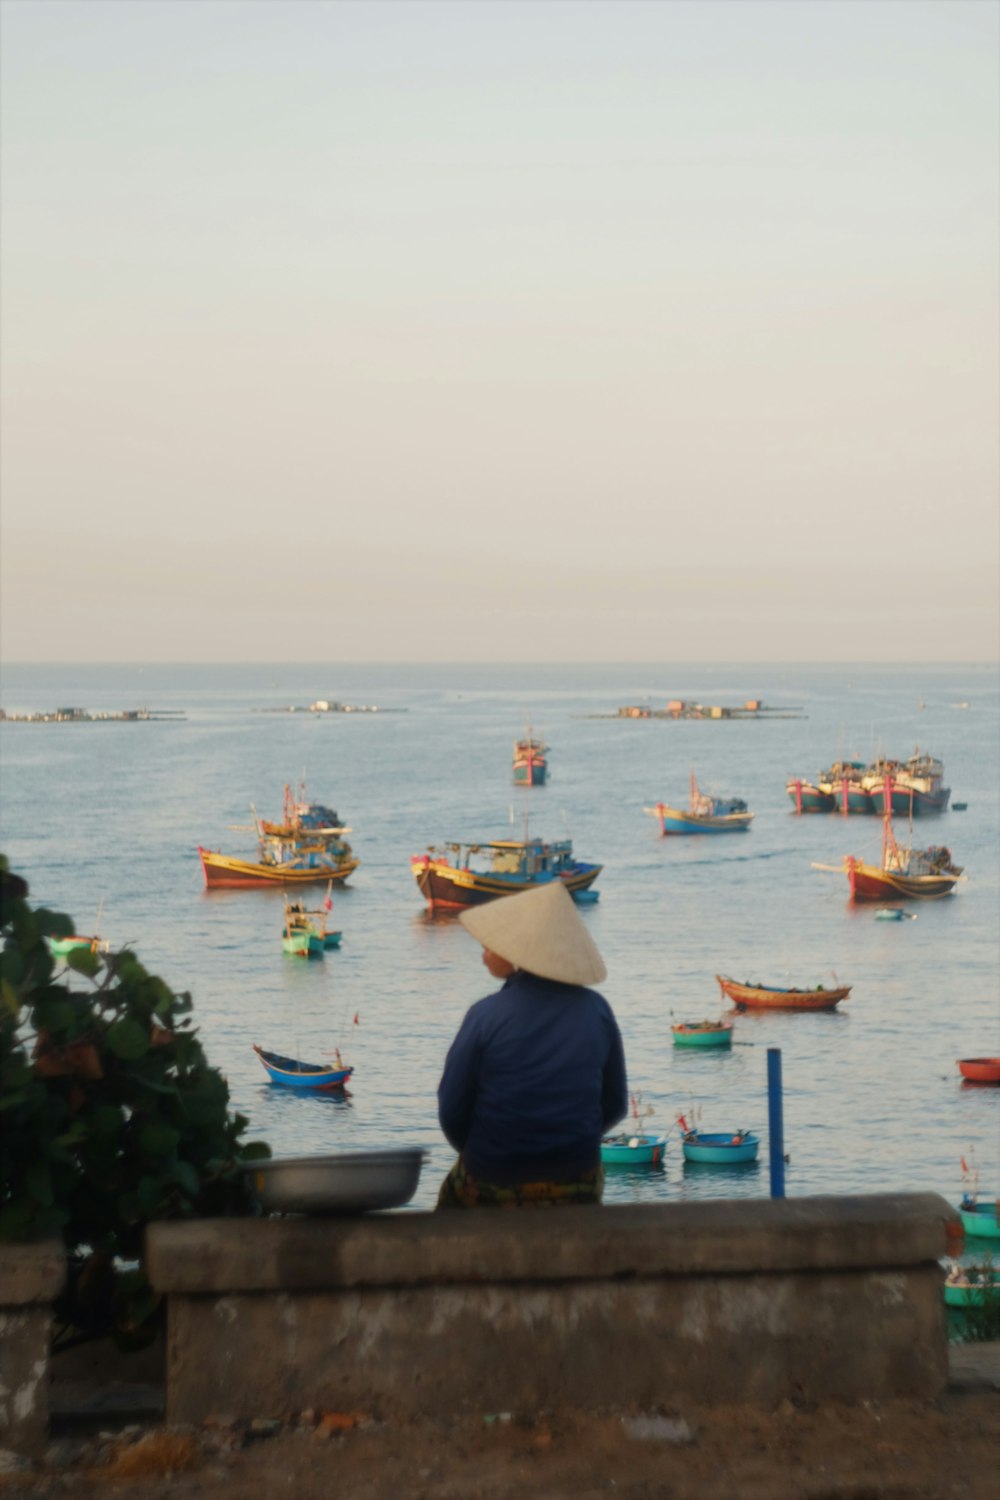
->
[716,976,852,1012]
[958,1059,1000,1085]
[198,783,359,889]
[845,778,962,902]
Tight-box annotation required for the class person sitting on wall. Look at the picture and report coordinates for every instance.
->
[436,881,628,1209]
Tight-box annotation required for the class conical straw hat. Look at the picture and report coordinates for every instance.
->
[459,881,607,987]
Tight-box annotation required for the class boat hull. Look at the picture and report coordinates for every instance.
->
[944,1279,1000,1307]
[281,932,313,957]
[411,858,602,912]
[49,935,101,956]
[716,975,851,1011]
[649,804,754,835]
[869,784,950,817]
[682,1132,759,1164]
[601,1135,665,1166]
[846,858,959,902]
[958,1203,1000,1240]
[513,759,547,786]
[958,1059,1000,1085]
[787,780,836,813]
[672,1024,734,1048]
[199,847,360,888]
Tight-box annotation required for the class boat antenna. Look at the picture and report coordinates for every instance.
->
[94,897,104,940]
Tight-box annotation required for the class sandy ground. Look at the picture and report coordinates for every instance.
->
[2,1348,998,1500]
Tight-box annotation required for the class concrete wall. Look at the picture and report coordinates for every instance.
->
[0,1240,65,1454]
[146,1193,954,1424]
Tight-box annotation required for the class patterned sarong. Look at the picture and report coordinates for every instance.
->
[436,1157,603,1210]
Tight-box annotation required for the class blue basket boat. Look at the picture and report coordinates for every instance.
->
[958,1198,1000,1240]
[601,1133,666,1166]
[253,1044,354,1092]
[681,1131,759,1165]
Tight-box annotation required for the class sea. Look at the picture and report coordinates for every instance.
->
[1,662,997,1216]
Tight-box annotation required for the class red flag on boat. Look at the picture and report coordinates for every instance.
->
[324,895,333,911]
[353,1013,360,1026]
[677,1114,688,1133]
[960,1157,969,1174]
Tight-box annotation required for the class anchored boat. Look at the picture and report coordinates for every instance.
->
[253,1044,354,1091]
[681,1130,759,1165]
[958,1058,1000,1085]
[513,728,548,786]
[411,836,601,912]
[716,975,852,1011]
[845,781,962,902]
[672,1020,734,1048]
[199,783,360,889]
[645,772,753,835]
[281,886,342,957]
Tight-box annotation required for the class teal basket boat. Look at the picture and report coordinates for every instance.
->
[601,1133,666,1166]
[682,1131,759,1165]
[672,1021,733,1049]
[958,1199,1000,1240]
[943,1274,1000,1308]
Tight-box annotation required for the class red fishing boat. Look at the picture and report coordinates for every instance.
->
[716,976,852,1011]
[845,779,963,902]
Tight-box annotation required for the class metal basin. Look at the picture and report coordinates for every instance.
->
[247,1149,427,1215]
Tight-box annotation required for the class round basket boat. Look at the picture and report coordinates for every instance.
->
[672,1021,733,1049]
[943,1275,1000,1308]
[958,1058,1000,1085]
[958,1200,1000,1241]
[682,1131,759,1165]
[247,1149,426,1214]
[600,1133,666,1167]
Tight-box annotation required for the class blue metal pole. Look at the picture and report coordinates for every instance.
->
[767,1047,786,1198]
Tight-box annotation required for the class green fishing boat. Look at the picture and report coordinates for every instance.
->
[672,1020,733,1049]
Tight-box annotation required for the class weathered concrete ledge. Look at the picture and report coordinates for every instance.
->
[0,1239,66,1454]
[147,1194,954,1422]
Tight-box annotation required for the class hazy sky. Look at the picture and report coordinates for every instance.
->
[1,0,997,662]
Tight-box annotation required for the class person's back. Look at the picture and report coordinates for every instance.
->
[436,883,628,1209]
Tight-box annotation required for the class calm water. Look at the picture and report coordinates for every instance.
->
[1,662,997,1213]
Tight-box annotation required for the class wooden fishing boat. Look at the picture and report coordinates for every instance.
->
[281,887,342,957]
[786,778,836,814]
[199,783,360,889]
[958,1198,1000,1240]
[868,753,951,817]
[600,1133,666,1166]
[513,728,548,787]
[958,1058,1000,1085]
[716,975,852,1011]
[411,836,601,912]
[672,1020,734,1048]
[253,1044,354,1091]
[645,773,753,835]
[844,784,963,901]
[818,761,875,815]
[682,1130,759,1164]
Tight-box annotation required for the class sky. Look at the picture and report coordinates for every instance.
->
[1,0,997,663]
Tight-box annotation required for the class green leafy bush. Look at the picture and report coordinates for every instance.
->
[0,857,269,1346]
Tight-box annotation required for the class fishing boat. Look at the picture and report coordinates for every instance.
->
[943,1266,1000,1308]
[281,889,342,957]
[716,975,852,1011]
[958,1058,1000,1085]
[844,782,963,901]
[874,908,906,921]
[48,935,109,957]
[411,836,601,912]
[198,783,359,889]
[957,1197,1000,1240]
[600,1133,666,1166]
[818,760,874,815]
[786,778,836,814]
[513,729,548,787]
[645,773,753,835]
[671,1020,734,1048]
[253,1044,354,1091]
[868,752,951,817]
[681,1130,759,1165]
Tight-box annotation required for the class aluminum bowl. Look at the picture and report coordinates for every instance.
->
[247,1149,427,1215]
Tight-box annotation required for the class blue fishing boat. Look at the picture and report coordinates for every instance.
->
[513,728,548,786]
[681,1130,759,1164]
[253,1044,354,1091]
[645,773,753,835]
[958,1197,1000,1240]
[601,1133,666,1166]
